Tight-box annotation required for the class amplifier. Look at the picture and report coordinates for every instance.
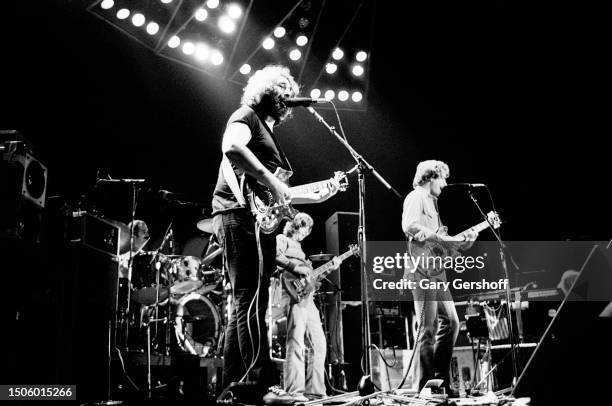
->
[80,214,121,257]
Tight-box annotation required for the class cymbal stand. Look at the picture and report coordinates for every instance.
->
[93,177,144,404]
[152,222,173,355]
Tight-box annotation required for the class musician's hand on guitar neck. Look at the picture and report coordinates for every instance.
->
[330,256,342,270]
[460,230,478,250]
[267,175,292,205]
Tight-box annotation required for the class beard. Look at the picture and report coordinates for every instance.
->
[257,90,291,124]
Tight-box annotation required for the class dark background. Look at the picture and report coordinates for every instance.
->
[1,0,609,400]
[2,0,609,245]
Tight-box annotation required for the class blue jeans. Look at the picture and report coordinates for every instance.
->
[412,278,460,389]
[213,211,277,391]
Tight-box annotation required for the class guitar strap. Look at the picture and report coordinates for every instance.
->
[221,155,247,207]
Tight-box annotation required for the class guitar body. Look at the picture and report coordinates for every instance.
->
[280,245,359,304]
[245,168,348,235]
[281,271,314,303]
[407,241,460,278]
[246,167,297,234]
[407,211,502,278]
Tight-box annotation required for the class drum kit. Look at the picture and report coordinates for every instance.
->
[116,217,225,359]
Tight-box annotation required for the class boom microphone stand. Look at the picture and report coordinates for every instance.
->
[467,187,520,388]
[305,105,402,388]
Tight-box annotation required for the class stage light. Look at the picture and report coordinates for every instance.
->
[168,35,180,48]
[182,41,195,55]
[206,0,220,9]
[310,89,321,98]
[240,64,251,75]
[211,50,224,65]
[289,49,302,61]
[325,63,337,74]
[195,8,208,21]
[338,90,349,101]
[161,0,173,3]
[273,27,286,38]
[146,22,159,35]
[352,91,363,102]
[352,64,364,77]
[262,37,275,50]
[116,8,130,20]
[227,4,242,19]
[332,48,344,60]
[101,0,114,10]
[296,35,308,47]
[356,51,368,62]
[218,16,236,34]
[195,43,210,62]
[131,13,145,27]
[324,90,335,100]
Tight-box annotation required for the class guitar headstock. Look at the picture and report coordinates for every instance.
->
[348,244,360,257]
[486,211,502,229]
[333,171,349,192]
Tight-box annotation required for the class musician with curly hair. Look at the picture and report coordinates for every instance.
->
[211,65,339,404]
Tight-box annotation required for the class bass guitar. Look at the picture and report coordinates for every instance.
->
[282,244,359,303]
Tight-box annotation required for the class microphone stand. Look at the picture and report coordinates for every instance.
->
[305,106,402,388]
[93,177,144,405]
[466,188,520,389]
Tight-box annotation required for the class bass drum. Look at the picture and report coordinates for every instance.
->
[174,292,221,357]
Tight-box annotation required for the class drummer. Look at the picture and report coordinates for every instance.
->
[118,219,150,279]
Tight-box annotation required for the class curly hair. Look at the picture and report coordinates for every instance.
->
[282,212,314,238]
[241,65,299,113]
[412,160,450,188]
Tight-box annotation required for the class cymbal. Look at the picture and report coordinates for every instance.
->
[196,218,213,234]
[309,253,334,262]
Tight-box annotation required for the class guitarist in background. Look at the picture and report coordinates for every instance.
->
[211,65,339,405]
[401,160,478,397]
[276,212,341,402]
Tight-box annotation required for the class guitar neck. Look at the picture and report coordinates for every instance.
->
[312,249,355,280]
[290,179,331,196]
[458,220,492,237]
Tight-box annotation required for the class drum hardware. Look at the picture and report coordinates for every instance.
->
[90,175,146,405]
[196,218,213,234]
[309,253,335,262]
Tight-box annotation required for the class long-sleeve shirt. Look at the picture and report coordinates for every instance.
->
[276,233,311,274]
[401,185,446,240]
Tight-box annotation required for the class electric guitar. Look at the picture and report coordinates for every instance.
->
[408,211,501,277]
[246,168,348,234]
[282,244,359,303]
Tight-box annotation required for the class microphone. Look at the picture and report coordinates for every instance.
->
[446,183,486,188]
[282,97,329,107]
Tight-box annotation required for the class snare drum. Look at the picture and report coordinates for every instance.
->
[174,292,221,357]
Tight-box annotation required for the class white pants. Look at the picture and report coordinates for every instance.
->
[282,293,327,397]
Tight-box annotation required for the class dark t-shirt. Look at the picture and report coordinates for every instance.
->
[211,105,290,215]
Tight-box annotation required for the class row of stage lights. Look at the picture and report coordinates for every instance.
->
[100,0,244,66]
[238,46,367,75]
[98,0,366,103]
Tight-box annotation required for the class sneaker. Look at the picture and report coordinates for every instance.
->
[263,385,296,405]
[291,392,309,403]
